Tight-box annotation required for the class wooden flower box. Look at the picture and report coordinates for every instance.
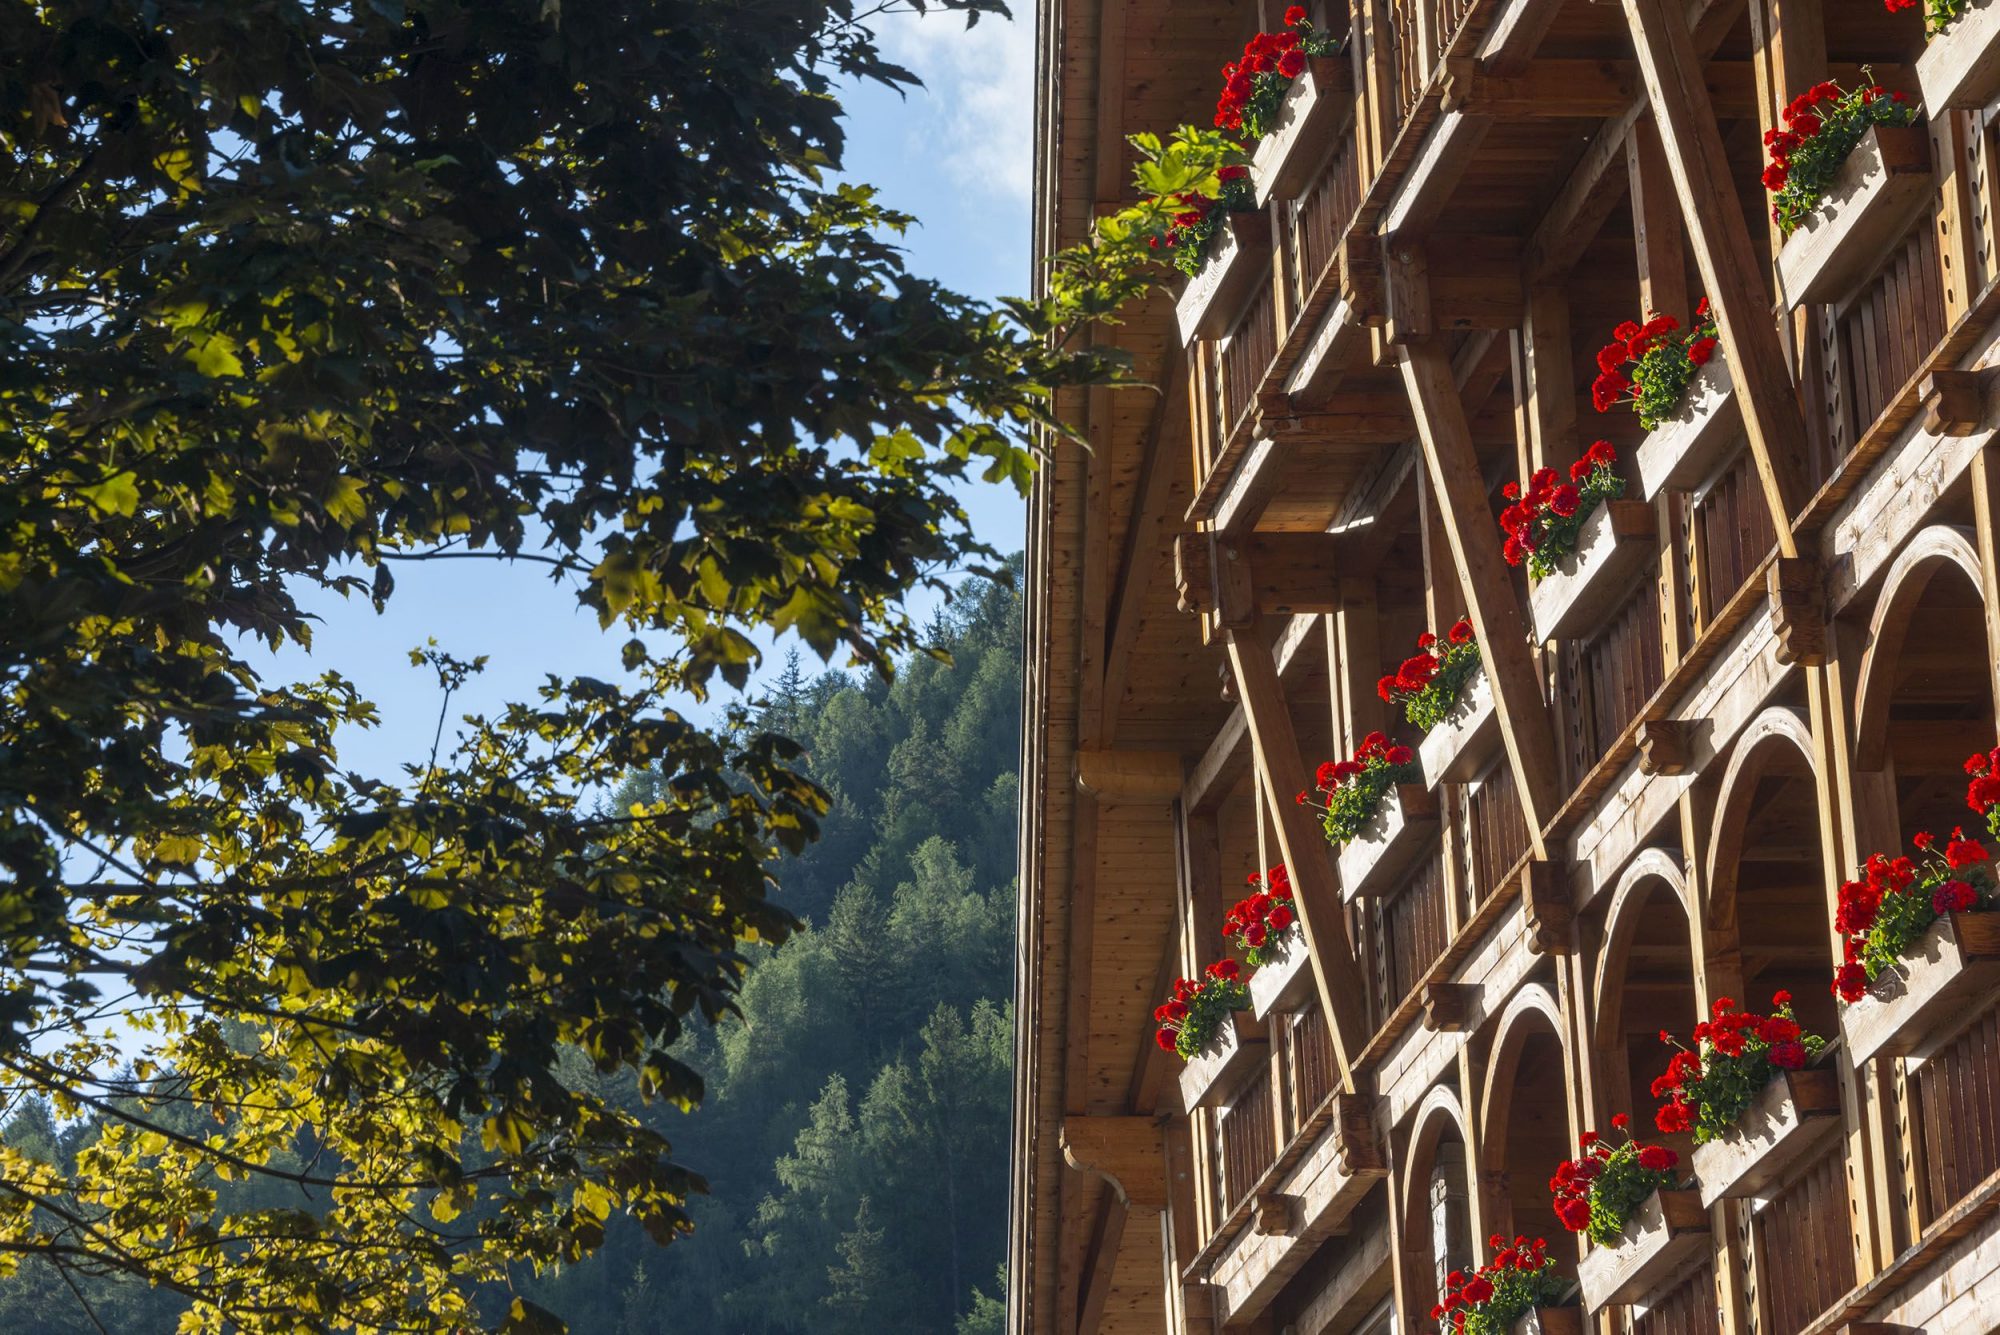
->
[1528,499,1658,645]
[1775,125,1931,309]
[1690,1067,1843,1206]
[1248,936,1314,1019]
[1918,0,2000,111]
[1418,665,1498,786]
[1840,911,2000,1065]
[1575,1189,1710,1312]
[1174,212,1273,344]
[1633,351,1739,500]
[1179,1012,1269,1112]
[1335,783,1439,901]
[1250,57,1350,207]
[1510,1308,1583,1335]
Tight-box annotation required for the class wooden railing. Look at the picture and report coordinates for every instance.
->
[1379,844,1452,1010]
[1822,214,1948,456]
[1292,135,1362,304]
[1220,279,1280,443]
[1466,759,1530,901]
[1631,1262,1719,1335]
[1754,1135,1856,1333]
[1219,1064,1279,1212]
[1689,445,1777,630]
[1290,1003,1340,1121]
[1559,573,1665,778]
[1912,1000,2000,1228]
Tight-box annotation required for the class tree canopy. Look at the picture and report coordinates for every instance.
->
[0,2,1087,1329]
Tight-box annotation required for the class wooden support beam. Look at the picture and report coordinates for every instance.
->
[1394,328,1564,847]
[1921,368,1986,436]
[1224,629,1368,1093]
[1623,0,1812,551]
[1174,531,1369,617]
[1074,750,1184,802]
[1062,1116,1167,1213]
[1628,113,1691,324]
[1251,1192,1300,1235]
[1101,368,1191,747]
[1972,447,2000,721]
[1520,285,1577,473]
[1075,1196,1125,1335]
[1442,58,1756,119]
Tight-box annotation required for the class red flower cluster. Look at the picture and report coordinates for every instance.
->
[1153,957,1243,1052]
[1965,747,2000,827]
[1302,731,1414,802]
[1549,1116,1678,1238]
[1592,303,1717,415]
[1761,81,1844,193]
[1376,620,1473,703]
[1834,827,1993,1002]
[1213,20,1309,131]
[1763,79,1918,233]
[1223,864,1297,960]
[1497,441,1619,571]
[1430,1235,1558,1332]
[1651,993,1811,1138]
[1150,165,1252,254]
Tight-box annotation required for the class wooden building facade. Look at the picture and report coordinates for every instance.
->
[1011,0,2000,1331]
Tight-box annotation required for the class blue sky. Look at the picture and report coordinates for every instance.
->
[255,8,1037,782]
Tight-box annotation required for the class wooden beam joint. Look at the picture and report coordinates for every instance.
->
[1637,717,1698,776]
[1521,860,1575,955]
[1921,368,1986,436]
[1251,1192,1301,1235]
[1767,557,1827,666]
[1334,1090,1388,1177]
[1075,749,1185,802]
[1340,231,1385,327]
[1422,981,1479,1032]
[1175,531,1356,617]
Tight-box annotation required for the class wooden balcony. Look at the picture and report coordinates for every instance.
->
[1180,1012,1270,1111]
[1633,352,1740,501]
[1176,213,1272,344]
[1575,1189,1711,1312]
[1417,665,1500,786]
[1750,1133,1856,1332]
[1248,936,1314,1019]
[1775,126,1931,310]
[1917,0,2000,110]
[1336,783,1440,901]
[1528,500,1658,644]
[1690,1066,1843,1206]
[1839,911,2000,1064]
[1252,57,1352,208]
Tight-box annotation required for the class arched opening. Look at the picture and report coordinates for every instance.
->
[1708,712,1840,1043]
[1479,992,1571,1273]
[1853,531,1997,843]
[1593,854,1699,1134]
[1400,1094,1475,1331]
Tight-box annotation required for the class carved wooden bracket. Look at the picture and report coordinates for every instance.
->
[1636,717,1697,776]
[1060,1116,1166,1213]
[1251,1192,1300,1236]
[1920,368,1985,436]
[1767,557,1826,666]
[1521,860,1574,956]
[1333,1090,1388,1177]
[1422,981,1478,1032]
[1182,1282,1219,1321]
[1340,231,1384,327]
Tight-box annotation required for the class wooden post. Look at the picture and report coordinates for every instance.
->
[1628,114,1691,325]
[1225,628,1370,1093]
[1336,577,1387,754]
[1621,0,1812,553]
[1970,447,2000,715]
[1520,286,1579,475]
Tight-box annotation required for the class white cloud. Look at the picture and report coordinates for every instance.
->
[869,6,1034,205]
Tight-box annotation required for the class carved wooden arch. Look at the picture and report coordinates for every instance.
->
[1398,1083,1473,1239]
[1704,706,1817,936]
[1853,524,1985,773]
[1590,848,1692,1050]
[1478,983,1568,1169]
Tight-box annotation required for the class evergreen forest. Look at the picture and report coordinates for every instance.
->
[0,569,1024,1333]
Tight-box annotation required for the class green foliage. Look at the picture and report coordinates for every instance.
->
[1392,634,1482,732]
[0,0,1076,1325]
[1317,755,1419,846]
[1168,972,1250,1061]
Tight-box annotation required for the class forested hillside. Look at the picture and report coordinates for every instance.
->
[0,569,1022,1334]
